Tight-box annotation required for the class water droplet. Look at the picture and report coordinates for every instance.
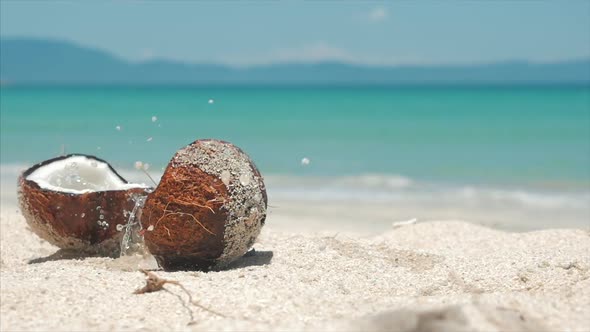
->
[116,224,124,231]
[151,116,157,122]
[81,213,85,218]
[96,206,102,210]
[208,99,215,104]
[66,162,78,170]
[301,157,310,166]
[143,163,150,170]
[99,214,104,219]
[56,206,61,210]
[97,146,102,150]
[239,173,251,186]
[147,225,154,231]
[115,125,121,131]
[220,170,231,186]
[134,161,143,170]
[65,174,81,185]
[146,137,153,142]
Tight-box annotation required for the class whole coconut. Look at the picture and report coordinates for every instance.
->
[141,139,267,271]
[18,154,152,255]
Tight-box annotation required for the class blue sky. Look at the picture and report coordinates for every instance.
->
[1,1,589,66]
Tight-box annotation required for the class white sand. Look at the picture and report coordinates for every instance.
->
[1,202,589,332]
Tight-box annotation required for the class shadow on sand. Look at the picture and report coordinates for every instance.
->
[28,249,107,264]
[28,248,273,270]
[220,249,274,271]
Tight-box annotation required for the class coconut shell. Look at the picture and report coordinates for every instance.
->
[18,154,152,255]
[141,139,267,271]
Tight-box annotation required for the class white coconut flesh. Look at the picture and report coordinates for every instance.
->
[26,155,148,194]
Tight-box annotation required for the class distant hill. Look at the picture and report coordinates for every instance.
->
[1,38,589,85]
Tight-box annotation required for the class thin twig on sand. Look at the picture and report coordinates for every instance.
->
[134,269,226,325]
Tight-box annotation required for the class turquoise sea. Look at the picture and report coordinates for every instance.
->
[1,85,589,228]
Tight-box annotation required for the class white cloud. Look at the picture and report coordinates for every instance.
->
[219,42,357,66]
[368,7,388,22]
[219,42,429,67]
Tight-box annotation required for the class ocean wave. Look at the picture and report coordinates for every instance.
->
[2,164,588,211]
[264,174,590,210]
[333,174,414,189]
[453,186,590,209]
[263,173,414,190]
[268,186,590,209]
[503,190,584,209]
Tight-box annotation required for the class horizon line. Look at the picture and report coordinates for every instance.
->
[2,35,590,69]
[2,82,589,88]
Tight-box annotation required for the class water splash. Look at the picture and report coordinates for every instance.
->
[119,193,149,256]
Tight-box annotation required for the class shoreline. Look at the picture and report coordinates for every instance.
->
[3,166,590,233]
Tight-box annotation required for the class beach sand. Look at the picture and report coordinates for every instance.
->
[1,201,589,332]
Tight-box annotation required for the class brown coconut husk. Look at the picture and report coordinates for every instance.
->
[142,166,228,270]
[142,139,267,271]
[18,154,152,256]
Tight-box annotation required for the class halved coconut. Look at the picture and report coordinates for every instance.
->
[141,139,267,271]
[18,154,152,255]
